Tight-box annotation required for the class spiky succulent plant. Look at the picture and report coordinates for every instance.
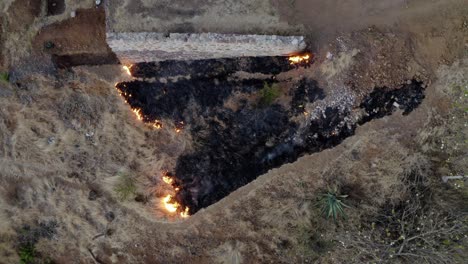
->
[319,189,350,222]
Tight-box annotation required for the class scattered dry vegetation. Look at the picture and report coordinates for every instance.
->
[0,0,466,263]
[339,159,467,263]
[113,172,137,201]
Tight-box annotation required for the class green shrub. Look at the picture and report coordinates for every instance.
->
[0,72,9,82]
[318,188,349,222]
[18,244,36,264]
[114,173,136,201]
[259,82,280,106]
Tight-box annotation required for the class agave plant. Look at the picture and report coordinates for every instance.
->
[319,189,350,222]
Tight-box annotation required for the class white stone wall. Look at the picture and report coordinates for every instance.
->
[107,32,306,64]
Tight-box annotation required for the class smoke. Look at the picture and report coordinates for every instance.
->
[261,141,296,165]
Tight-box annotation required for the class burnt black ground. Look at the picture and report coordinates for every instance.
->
[129,56,300,79]
[359,80,425,123]
[117,77,277,123]
[47,0,65,16]
[116,57,425,214]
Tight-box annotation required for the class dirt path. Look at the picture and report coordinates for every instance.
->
[273,0,467,73]
[275,0,465,43]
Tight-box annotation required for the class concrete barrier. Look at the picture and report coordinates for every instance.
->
[107,32,306,64]
[104,0,306,63]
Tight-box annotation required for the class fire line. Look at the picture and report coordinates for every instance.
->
[123,65,132,76]
[288,54,311,65]
[115,68,190,218]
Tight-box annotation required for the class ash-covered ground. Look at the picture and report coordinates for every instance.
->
[116,58,425,214]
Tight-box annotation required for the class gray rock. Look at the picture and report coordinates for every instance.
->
[105,211,115,222]
[88,190,99,201]
[47,136,56,145]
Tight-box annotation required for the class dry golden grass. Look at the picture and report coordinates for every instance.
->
[0,63,465,263]
[0,1,466,262]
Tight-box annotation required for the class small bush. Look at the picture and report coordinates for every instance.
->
[295,224,333,261]
[15,222,57,264]
[318,188,349,222]
[340,166,467,263]
[259,82,280,106]
[0,72,9,82]
[18,244,36,264]
[114,173,136,201]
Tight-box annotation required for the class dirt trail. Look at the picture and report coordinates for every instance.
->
[275,0,465,44]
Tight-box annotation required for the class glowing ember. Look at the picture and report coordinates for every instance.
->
[288,54,311,65]
[162,175,173,185]
[175,121,184,133]
[132,108,143,121]
[180,207,190,218]
[123,65,132,76]
[153,120,163,129]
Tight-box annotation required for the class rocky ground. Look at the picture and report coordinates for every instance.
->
[0,0,467,263]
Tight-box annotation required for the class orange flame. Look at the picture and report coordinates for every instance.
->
[288,54,311,65]
[162,194,190,217]
[162,175,173,185]
[123,65,132,76]
[115,80,192,218]
[161,173,190,218]
[180,207,190,218]
[153,120,163,129]
[132,108,143,121]
[163,194,179,213]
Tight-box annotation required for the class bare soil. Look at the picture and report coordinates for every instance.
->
[32,7,115,64]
